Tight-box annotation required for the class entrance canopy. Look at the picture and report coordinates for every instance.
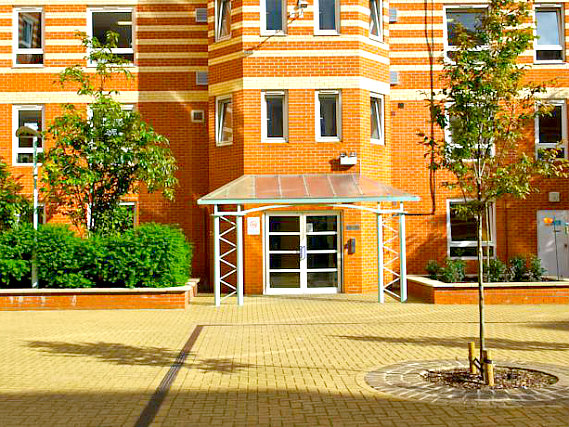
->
[197,174,419,307]
[197,174,419,205]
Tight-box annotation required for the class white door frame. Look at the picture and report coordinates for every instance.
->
[264,211,342,295]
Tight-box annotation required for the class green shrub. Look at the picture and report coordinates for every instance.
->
[527,255,546,281]
[484,258,507,282]
[508,255,527,282]
[425,260,442,280]
[439,258,466,283]
[0,224,34,287]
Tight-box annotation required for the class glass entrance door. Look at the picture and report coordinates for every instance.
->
[266,213,341,294]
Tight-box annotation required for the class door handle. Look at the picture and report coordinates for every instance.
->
[300,246,306,260]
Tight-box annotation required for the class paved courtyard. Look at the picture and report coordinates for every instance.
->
[1,294,568,427]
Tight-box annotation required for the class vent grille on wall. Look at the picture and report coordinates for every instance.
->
[390,71,399,85]
[196,71,208,86]
[389,8,398,23]
[195,8,208,23]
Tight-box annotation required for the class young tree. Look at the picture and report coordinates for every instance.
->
[424,0,566,373]
[0,156,30,231]
[42,32,178,234]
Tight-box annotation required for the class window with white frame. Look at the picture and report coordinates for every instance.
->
[216,95,233,146]
[88,8,134,62]
[370,93,384,144]
[216,0,231,40]
[13,105,43,166]
[21,204,46,225]
[444,6,486,61]
[262,91,287,142]
[447,200,495,259]
[13,8,43,66]
[369,0,382,40]
[315,0,340,34]
[535,5,564,62]
[119,201,137,228]
[535,100,568,159]
[262,0,286,34]
[316,91,341,141]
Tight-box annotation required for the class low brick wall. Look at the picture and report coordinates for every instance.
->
[408,276,569,304]
[0,279,199,311]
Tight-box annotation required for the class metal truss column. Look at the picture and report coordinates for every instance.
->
[377,204,385,303]
[236,205,244,306]
[399,202,407,302]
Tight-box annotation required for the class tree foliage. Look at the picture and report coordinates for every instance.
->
[42,32,178,234]
[0,156,31,231]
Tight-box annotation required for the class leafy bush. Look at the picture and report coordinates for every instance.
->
[425,260,442,280]
[484,258,507,282]
[0,223,192,288]
[425,258,465,283]
[527,255,546,281]
[508,255,528,282]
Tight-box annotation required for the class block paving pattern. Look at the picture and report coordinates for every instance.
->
[0,295,568,427]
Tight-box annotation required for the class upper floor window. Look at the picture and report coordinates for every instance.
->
[535,100,568,159]
[13,8,43,66]
[262,91,287,142]
[444,6,486,61]
[262,0,286,34]
[216,95,233,146]
[216,0,231,40]
[447,200,495,259]
[370,93,384,144]
[316,90,341,141]
[13,105,43,166]
[88,8,134,63]
[369,0,382,40]
[315,0,340,35]
[535,5,564,62]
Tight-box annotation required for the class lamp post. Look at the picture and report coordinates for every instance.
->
[15,125,41,288]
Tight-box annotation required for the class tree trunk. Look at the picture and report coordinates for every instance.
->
[477,212,486,376]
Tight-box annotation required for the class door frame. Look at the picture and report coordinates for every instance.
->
[263,211,343,295]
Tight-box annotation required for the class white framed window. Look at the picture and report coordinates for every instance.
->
[443,103,494,160]
[119,201,137,228]
[314,0,340,35]
[216,95,233,146]
[87,8,134,63]
[370,93,384,145]
[12,105,43,166]
[535,5,564,63]
[262,91,288,142]
[443,5,486,62]
[316,90,341,142]
[19,204,46,225]
[369,0,382,41]
[261,0,286,35]
[191,110,205,123]
[447,199,495,259]
[13,8,44,66]
[535,100,568,159]
[215,0,231,41]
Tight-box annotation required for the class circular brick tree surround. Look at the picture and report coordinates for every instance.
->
[364,360,569,406]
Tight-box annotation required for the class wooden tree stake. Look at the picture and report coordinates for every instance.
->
[468,342,477,374]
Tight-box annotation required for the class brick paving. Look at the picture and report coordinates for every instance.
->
[0,294,568,427]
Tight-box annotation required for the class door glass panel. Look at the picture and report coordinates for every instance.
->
[270,254,300,269]
[307,216,337,232]
[307,235,337,250]
[269,235,299,251]
[307,272,338,288]
[270,272,301,288]
[269,216,300,232]
[308,253,337,269]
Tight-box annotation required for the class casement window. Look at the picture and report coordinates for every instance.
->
[535,100,568,159]
[88,8,134,62]
[119,202,137,228]
[370,93,384,145]
[315,0,340,35]
[13,105,43,166]
[447,200,495,259]
[20,204,46,225]
[13,8,43,66]
[316,91,341,141]
[535,5,564,62]
[444,104,494,160]
[262,91,287,142]
[216,95,233,146]
[261,0,286,34]
[216,0,231,40]
[369,0,382,40]
[444,6,486,61]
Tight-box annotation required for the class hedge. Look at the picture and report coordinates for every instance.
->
[0,223,193,288]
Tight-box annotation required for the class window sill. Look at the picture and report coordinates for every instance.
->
[371,138,385,146]
[216,141,233,147]
[316,137,341,143]
[262,138,288,143]
[533,60,566,65]
[214,35,232,43]
[314,31,340,36]
[260,31,287,37]
[12,64,45,69]
[369,34,386,45]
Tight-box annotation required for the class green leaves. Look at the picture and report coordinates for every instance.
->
[0,157,31,231]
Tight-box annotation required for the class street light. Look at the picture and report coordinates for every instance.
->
[15,125,41,288]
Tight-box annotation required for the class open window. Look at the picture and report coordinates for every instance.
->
[370,93,384,145]
[13,105,43,166]
[316,90,341,142]
[369,0,382,40]
[216,0,231,40]
[261,0,286,35]
[315,0,340,35]
[216,95,233,146]
[13,8,43,66]
[88,8,134,63]
[262,91,287,142]
[444,6,486,62]
[535,100,568,159]
[447,200,495,259]
[535,5,564,62]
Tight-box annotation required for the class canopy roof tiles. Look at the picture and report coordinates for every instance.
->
[198,174,420,205]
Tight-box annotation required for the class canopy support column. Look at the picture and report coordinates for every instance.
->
[399,202,408,302]
[214,205,221,307]
[236,205,244,306]
[377,204,384,304]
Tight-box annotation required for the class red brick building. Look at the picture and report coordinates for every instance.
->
[2,0,568,301]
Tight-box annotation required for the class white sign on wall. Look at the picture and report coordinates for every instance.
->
[247,217,261,235]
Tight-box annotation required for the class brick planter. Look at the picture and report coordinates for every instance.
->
[0,279,199,311]
[408,275,569,304]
